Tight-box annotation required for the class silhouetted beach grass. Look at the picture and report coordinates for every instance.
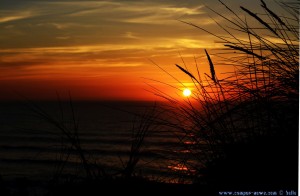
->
[147,0,298,189]
[0,0,298,195]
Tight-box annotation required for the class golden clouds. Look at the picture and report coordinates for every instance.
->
[0,11,35,23]
[1,0,284,100]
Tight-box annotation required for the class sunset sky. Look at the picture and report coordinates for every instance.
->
[0,0,283,101]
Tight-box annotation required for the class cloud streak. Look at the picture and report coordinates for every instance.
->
[0,0,285,100]
[0,11,36,23]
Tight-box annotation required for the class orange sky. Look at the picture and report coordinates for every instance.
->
[0,0,284,101]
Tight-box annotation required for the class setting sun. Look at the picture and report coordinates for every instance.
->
[0,0,297,193]
[183,88,192,97]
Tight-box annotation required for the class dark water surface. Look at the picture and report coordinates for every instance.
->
[0,101,192,183]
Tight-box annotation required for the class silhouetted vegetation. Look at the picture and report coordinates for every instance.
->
[0,1,298,195]
[150,0,298,190]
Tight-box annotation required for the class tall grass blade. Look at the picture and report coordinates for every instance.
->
[224,44,267,60]
[204,49,216,83]
[175,64,200,83]
[240,6,279,36]
[260,0,289,30]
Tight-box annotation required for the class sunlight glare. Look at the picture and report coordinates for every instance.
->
[183,88,192,97]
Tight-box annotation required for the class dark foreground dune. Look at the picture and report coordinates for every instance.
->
[1,138,297,196]
[0,177,208,196]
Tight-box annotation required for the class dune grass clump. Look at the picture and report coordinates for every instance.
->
[149,0,299,187]
[28,97,95,181]
[27,98,160,187]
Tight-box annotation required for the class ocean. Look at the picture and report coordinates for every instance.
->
[0,101,196,183]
